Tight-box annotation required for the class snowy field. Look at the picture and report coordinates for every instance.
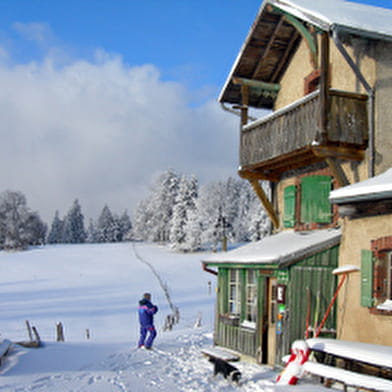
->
[0,242,334,391]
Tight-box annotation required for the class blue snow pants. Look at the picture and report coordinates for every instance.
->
[138,326,157,348]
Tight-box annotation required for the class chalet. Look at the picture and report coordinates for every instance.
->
[203,0,392,366]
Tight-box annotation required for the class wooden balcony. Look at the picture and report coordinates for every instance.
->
[239,89,368,181]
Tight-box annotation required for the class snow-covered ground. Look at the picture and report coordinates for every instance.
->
[0,242,334,391]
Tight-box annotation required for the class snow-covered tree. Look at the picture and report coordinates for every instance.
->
[247,184,272,241]
[169,175,198,250]
[0,190,46,250]
[181,205,202,252]
[132,170,271,251]
[62,199,86,244]
[133,198,153,241]
[86,218,97,243]
[47,210,64,244]
[119,210,133,241]
[25,211,47,246]
[149,170,179,242]
[95,205,117,243]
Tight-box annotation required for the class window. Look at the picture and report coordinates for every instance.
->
[361,237,392,312]
[245,270,257,323]
[375,252,392,302]
[304,69,320,95]
[228,269,241,315]
[300,175,332,224]
[283,185,296,228]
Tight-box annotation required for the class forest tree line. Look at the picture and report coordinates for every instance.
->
[0,170,271,251]
[133,170,271,252]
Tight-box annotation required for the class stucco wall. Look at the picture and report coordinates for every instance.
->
[375,41,392,175]
[274,40,313,109]
[273,35,384,187]
[336,214,392,345]
[275,36,376,108]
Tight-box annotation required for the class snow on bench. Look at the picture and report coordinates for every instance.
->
[305,338,392,391]
[303,361,392,392]
[307,338,392,369]
[201,347,240,362]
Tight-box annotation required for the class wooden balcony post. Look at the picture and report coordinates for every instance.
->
[241,84,249,126]
[319,31,330,142]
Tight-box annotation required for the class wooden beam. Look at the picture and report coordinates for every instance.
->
[240,84,249,126]
[319,32,330,141]
[270,31,300,83]
[238,168,279,182]
[312,145,365,161]
[252,16,284,78]
[281,13,318,68]
[249,179,280,229]
[233,77,281,92]
[325,157,349,187]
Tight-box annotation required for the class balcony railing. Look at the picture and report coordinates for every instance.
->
[240,89,368,177]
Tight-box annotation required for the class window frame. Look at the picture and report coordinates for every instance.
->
[245,270,257,324]
[228,269,241,316]
[361,237,392,315]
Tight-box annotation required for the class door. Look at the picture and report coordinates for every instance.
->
[267,278,277,365]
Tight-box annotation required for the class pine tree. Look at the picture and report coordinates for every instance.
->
[47,211,64,244]
[182,205,202,252]
[96,205,116,242]
[62,199,86,243]
[86,219,97,243]
[149,170,179,242]
[170,175,198,250]
[133,199,152,241]
[119,210,133,241]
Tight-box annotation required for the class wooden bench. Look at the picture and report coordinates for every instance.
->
[201,347,241,383]
[201,347,240,362]
[304,361,392,392]
[305,338,392,391]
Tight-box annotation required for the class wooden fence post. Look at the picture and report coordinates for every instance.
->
[56,322,64,342]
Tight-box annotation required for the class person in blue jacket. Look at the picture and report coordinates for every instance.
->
[138,292,158,349]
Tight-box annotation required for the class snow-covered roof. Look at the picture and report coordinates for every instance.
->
[219,0,392,108]
[329,168,392,204]
[270,0,392,39]
[203,229,341,266]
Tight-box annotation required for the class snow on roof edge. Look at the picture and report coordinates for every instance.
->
[330,168,392,204]
[202,229,341,266]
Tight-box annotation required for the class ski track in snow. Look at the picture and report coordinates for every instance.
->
[0,333,332,392]
[0,243,335,392]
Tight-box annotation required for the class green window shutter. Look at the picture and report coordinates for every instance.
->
[300,176,332,224]
[218,268,228,313]
[283,185,296,228]
[361,249,374,308]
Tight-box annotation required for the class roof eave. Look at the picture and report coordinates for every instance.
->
[218,2,268,104]
[330,191,392,205]
[330,23,392,43]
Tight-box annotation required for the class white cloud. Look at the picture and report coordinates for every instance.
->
[12,22,53,44]
[0,50,238,222]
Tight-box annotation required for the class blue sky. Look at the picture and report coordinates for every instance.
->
[0,1,261,94]
[347,0,392,7]
[0,0,390,222]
